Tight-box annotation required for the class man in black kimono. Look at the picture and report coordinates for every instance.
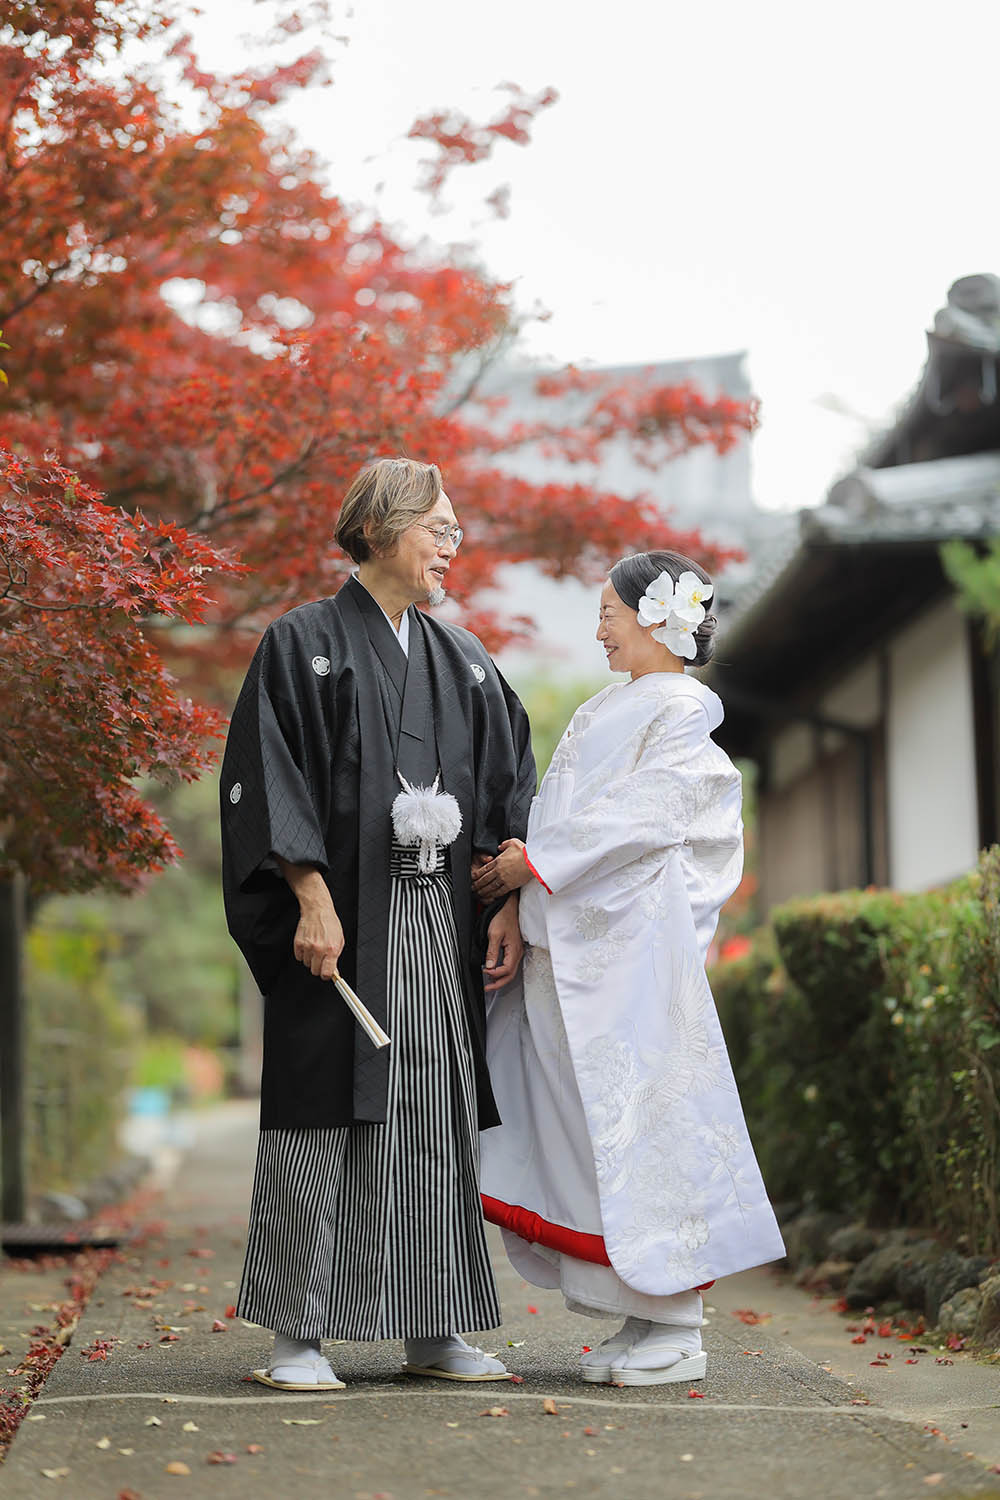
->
[221,457,535,1389]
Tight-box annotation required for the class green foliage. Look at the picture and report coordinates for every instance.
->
[941,538,1000,647]
[711,847,1000,1250]
[511,672,607,781]
[39,774,241,1048]
[133,1034,189,1092]
[25,918,134,1193]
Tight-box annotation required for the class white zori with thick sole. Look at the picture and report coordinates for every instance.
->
[609,1320,706,1386]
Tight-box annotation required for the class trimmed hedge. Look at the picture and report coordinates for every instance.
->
[711,846,1000,1253]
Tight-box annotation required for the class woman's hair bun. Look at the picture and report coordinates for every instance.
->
[608,549,717,667]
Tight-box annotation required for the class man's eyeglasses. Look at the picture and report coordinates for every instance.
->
[415,522,464,550]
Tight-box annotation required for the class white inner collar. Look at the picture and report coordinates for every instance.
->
[353,572,410,657]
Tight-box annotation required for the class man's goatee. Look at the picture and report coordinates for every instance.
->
[428,586,446,607]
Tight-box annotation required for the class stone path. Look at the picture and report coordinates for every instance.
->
[2,1100,999,1500]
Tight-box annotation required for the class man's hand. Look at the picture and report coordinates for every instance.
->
[472,838,534,904]
[277,859,345,980]
[293,898,345,980]
[483,894,524,993]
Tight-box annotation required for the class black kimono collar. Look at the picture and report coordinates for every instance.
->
[343,574,409,698]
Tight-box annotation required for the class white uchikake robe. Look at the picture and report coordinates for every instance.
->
[480,673,785,1316]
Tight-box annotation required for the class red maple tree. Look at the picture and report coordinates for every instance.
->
[0,444,237,891]
[1,0,755,889]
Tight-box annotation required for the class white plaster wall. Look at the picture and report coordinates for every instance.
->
[770,722,816,791]
[821,656,881,728]
[887,601,978,889]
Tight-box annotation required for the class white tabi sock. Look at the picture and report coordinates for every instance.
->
[272,1332,321,1364]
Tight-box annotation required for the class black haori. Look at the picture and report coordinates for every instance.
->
[219,574,536,1129]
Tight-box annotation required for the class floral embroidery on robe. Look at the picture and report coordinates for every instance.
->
[482,674,785,1295]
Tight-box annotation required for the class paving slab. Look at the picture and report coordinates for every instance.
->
[2,1100,999,1500]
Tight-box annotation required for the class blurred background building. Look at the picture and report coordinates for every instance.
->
[485,351,786,678]
[710,275,1000,910]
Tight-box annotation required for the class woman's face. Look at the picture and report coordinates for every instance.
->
[597,577,679,678]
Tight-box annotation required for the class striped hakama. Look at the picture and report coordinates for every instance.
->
[237,843,500,1341]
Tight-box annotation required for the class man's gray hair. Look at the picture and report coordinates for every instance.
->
[335,457,443,564]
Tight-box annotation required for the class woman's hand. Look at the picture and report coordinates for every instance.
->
[472,838,533,903]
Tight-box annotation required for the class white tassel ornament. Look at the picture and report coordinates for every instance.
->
[391,772,462,872]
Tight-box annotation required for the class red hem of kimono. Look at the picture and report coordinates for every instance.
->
[480,1193,714,1290]
[522,847,552,894]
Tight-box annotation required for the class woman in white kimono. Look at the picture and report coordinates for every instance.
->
[473,551,785,1387]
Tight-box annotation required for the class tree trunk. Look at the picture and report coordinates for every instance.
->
[0,871,27,1221]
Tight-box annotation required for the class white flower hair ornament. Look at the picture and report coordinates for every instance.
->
[638,569,714,661]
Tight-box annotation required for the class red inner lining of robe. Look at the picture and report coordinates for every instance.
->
[481,1193,714,1290]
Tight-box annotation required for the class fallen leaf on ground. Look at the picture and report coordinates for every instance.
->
[688,1389,706,1399]
[946,1333,965,1351]
[906,1358,920,1364]
[118,1489,142,1499]
[281,1418,323,1425]
[581,1345,591,1353]
[527,1306,538,1314]
[506,1340,525,1348]
[479,1406,509,1417]
[211,1320,227,1333]
[182,1421,199,1432]
[935,1358,954,1366]
[543,1398,558,1415]
[159,1334,179,1343]
[583,1426,597,1436]
[207,1452,237,1464]
[923,1476,944,1487]
[165,1460,191,1475]
[742,1349,764,1357]
[246,1443,263,1453]
[877,1322,893,1337]
[225,1305,237,1318]
[680,1454,693,1462]
[40,1469,70,1479]
[96,1437,111,1449]
[509,1374,524,1384]
[144,1416,162,1426]
[732,1308,770,1326]
[445,1422,459,1428]
[851,1336,867,1345]
[118,1448,135,1455]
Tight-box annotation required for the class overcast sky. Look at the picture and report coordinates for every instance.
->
[189,0,1000,514]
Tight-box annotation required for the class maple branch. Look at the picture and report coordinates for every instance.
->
[441,334,517,418]
[180,437,321,530]
[0,260,76,323]
[0,68,32,172]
